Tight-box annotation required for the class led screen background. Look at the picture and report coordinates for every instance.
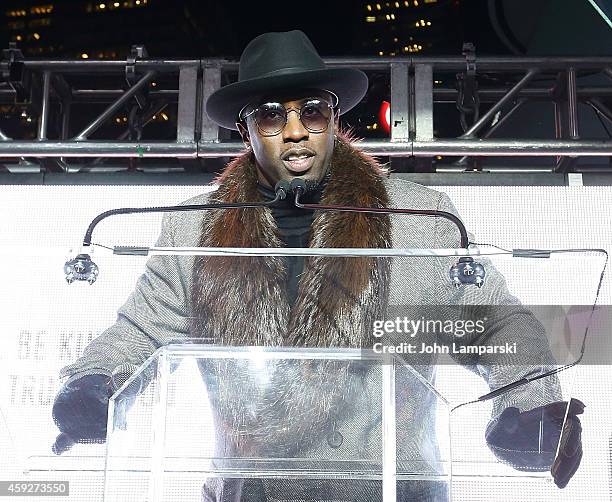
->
[0,182,611,501]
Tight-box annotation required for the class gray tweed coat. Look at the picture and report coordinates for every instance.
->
[59,139,560,501]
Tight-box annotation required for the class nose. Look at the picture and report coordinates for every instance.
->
[282,108,309,142]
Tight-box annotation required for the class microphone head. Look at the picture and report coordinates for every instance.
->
[289,178,309,196]
[273,180,291,200]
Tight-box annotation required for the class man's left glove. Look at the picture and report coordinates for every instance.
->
[485,398,585,488]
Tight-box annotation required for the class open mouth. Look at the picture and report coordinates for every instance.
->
[281,149,316,174]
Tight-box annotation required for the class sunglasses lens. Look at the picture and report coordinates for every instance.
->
[252,99,332,134]
[254,104,286,134]
[300,100,332,132]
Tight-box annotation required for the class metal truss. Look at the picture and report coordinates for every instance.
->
[1,44,612,173]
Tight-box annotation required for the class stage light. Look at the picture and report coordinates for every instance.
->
[379,100,391,134]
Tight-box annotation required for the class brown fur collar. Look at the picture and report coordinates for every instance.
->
[190,135,392,348]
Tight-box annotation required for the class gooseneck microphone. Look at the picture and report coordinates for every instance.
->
[64,186,289,284]
[286,178,485,288]
[64,178,483,287]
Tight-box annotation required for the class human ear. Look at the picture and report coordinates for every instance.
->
[236,122,251,149]
[333,108,341,131]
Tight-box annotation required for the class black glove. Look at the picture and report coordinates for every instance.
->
[51,373,114,455]
[485,398,585,488]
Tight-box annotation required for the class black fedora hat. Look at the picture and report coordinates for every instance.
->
[205,30,369,131]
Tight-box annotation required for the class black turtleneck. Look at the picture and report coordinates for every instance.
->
[257,178,326,307]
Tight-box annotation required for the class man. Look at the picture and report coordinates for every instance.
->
[52,31,584,501]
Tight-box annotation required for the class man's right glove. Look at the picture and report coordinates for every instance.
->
[51,373,114,455]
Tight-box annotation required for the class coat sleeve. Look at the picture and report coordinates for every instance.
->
[434,192,563,417]
[58,210,192,390]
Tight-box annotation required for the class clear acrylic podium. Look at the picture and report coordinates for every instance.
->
[104,346,451,501]
[95,246,606,502]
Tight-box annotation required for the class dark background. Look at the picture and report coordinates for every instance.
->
[1,0,588,60]
[1,0,611,172]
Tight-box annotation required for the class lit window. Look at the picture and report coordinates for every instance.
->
[414,0,419,5]
[390,13,395,19]
[367,4,372,10]
[81,53,89,59]
[15,35,22,41]
[395,1,399,6]
[426,21,431,26]
[393,37,398,42]
[378,51,384,56]
[114,1,120,5]
[376,3,381,9]
[33,32,40,40]
[366,16,376,22]
[404,0,409,5]
[99,3,106,9]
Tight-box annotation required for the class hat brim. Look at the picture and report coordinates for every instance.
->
[205,68,369,131]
